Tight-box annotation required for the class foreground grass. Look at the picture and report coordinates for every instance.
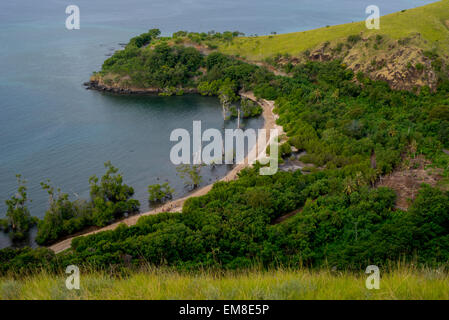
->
[218,0,449,60]
[1,266,448,300]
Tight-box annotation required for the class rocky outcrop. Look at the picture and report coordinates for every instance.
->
[344,42,439,91]
[308,44,333,62]
[277,33,446,92]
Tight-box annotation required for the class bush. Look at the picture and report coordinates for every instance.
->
[429,105,449,121]
[35,162,140,244]
[148,183,174,203]
[2,175,36,240]
[89,162,140,227]
[0,247,56,275]
[279,142,292,157]
[415,63,425,72]
[36,180,93,245]
[347,34,362,44]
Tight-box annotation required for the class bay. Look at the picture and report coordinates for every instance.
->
[0,0,435,248]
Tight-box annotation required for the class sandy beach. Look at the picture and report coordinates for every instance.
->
[49,92,282,253]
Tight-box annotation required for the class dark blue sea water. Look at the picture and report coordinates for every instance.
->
[0,0,436,248]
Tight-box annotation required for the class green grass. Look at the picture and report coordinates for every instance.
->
[1,266,449,300]
[218,0,449,60]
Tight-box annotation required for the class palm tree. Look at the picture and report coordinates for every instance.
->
[343,177,356,195]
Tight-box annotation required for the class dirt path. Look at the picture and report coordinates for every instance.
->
[49,93,282,254]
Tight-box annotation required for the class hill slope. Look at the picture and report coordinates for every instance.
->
[90,1,449,92]
[218,0,449,60]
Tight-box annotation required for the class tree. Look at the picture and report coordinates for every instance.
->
[198,80,221,96]
[89,162,140,226]
[240,98,262,118]
[429,105,449,121]
[148,183,174,203]
[343,177,357,195]
[176,164,203,189]
[36,180,92,245]
[4,175,36,240]
[128,28,161,48]
[218,80,239,121]
[279,142,292,158]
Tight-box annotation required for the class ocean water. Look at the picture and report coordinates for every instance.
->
[0,0,435,248]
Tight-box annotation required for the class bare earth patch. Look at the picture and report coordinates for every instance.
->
[377,155,443,210]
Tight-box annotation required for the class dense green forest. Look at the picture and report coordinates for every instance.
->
[1,166,448,274]
[96,29,243,90]
[1,30,449,274]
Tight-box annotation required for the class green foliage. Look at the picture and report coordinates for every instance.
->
[279,142,292,157]
[415,63,425,71]
[172,30,243,44]
[240,98,263,118]
[0,247,56,275]
[267,60,449,174]
[198,77,263,120]
[4,23,449,274]
[176,164,202,190]
[203,52,274,92]
[34,162,140,244]
[0,219,7,231]
[406,185,449,262]
[89,162,140,227]
[6,168,447,273]
[2,175,36,240]
[58,55,446,271]
[35,181,93,245]
[128,29,161,48]
[254,83,279,100]
[98,34,274,123]
[218,79,239,119]
[148,183,174,203]
[375,34,383,44]
[101,42,204,89]
[158,86,184,96]
[429,105,449,121]
[347,34,362,44]
[198,80,221,96]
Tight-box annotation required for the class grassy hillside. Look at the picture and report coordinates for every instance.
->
[218,0,449,60]
[1,266,448,300]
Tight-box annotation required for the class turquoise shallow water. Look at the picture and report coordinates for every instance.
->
[0,0,435,248]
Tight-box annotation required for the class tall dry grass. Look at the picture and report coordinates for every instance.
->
[1,265,448,300]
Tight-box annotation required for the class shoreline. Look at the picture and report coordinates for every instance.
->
[49,92,283,254]
[84,80,199,95]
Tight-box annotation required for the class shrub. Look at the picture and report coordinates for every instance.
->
[148,183,174,203]
[347,34,362,44]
